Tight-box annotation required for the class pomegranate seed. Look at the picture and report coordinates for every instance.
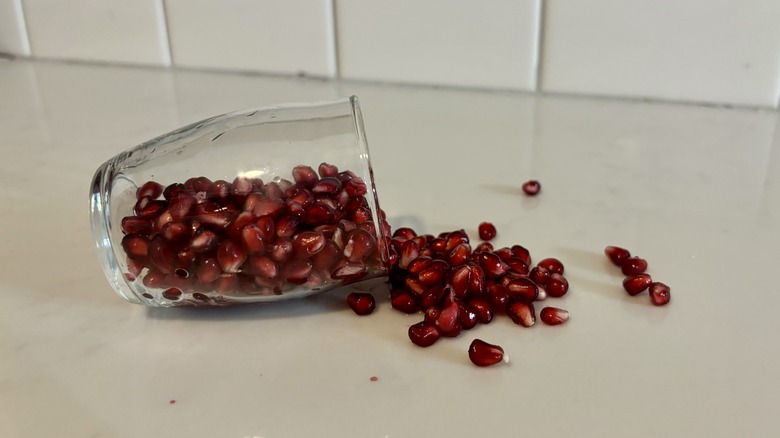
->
[275,216,300,239]
[163,183,186,201]
[252,256,278,279]
[537,258,564,275]
[407,256,433,274]
[392,227,417,241]
[448,243,472,267]
[176,247,196,269]
[289,230,324,256]
[193,292,209,302]
[226,211,257,240]
[121,216,152,235]
[312,241,341,271]
[208,179,231,202]
[346,292,375,315]
[122,234,149,259]
[305,203,335,225]
[284,259,313,285]
[254,216,275,242]
[621,257,648,275]
[418,265,445,285]
[127,258,144,277]
[459,304,478,330]
[649,282,671,306]
[344,180,368,197]
[494,247,513,261]
[241,224,267,254]
[399,240,420,270]
[331,260,366,279]
[217,240,247,273]
[474,242,494,252]
[318,162,339,177]
[488,283,510,310]
[196,257,221,283]
[161,221,190,242]
[190,229,218,252]
[540,307,569,325]
[430,238,447,255]
[478,222,497,241]
[312,177,342,195]
[408,322,440,347]
[435,301,462,337]
[505,257,529,275]
[292,165,319,187]
[270,238,293,263]
[423,307,440,324]
[468,339,505,367]
[162,287,182,300]
[343,229,376,262]
[404,277,427,295]
[507,301,536,327]
[168,192,194,219]
[510,245,531,266]
[231,177,253,198]
[623,274,652,295]
[184,176,212,194]
[251,198,286,219]
[468,265,486,295]
[478,252,508,278]
[136,199,167,219]
[142,270,166,288]
[137,181,163,200]
[604,245,631,267]
[529,266,550,286]
[506,277,539,302]
[445,230,469,252]
[467,298,494,324]
[390,290,418,314]
[545,273,569,297]
[522,180,541,196]
[286,187,314,207]
[450,265,471,298]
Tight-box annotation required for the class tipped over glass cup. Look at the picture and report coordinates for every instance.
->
[90,97,390,307]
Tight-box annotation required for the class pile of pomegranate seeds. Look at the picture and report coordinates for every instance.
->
[376,224,571,366]
[120,163,389,305]
[604,246,671,306]
[522,180,541,196]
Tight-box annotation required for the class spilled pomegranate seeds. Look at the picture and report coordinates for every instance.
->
[522,180,541,196]
[120,163,388,304]
[478,222,497,241]
[347,292,376,315]
[468,339,506,367]
[605,246,671,306]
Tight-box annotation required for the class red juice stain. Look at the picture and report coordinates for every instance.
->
[169,399,176,404]
[370,376,378,382]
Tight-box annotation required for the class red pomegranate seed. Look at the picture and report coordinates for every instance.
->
[450,265,471,298]
[284,259,313,285]
[399,240,420,269]
[621,257,648,276]
[292,165,319,187]
[404,277,426,295]
[208,179,231,202]
[468,339,505,367]
[122,234,149,259]
[537,258,564,275]
[545,273,569,297]
[286,187,314,207]
[252,256,278,279]
[529,266,550,286]
[479,252,508,278]
[649,282,671,306]
[121,216,152,235]
[217,240,247,273]
[347,292,376,315]
[275,216,300,239]
[241,225,266,254]
[142,270,166,288]
[344,180,368,197]
[392,227,417,241]
[468,265,486,295]
[190,229,218,252]
[459,304,478,330]
[390,290,418,314]
[448,243,472,267]
[137,181,163,200]
[168,192,194,220]
[493,247,512,261]
[305,203,335,225]
[507,301,536,327]
[231,176,253,198]
[445,230,469,251]
[604,245,631,267]
[522,180,541,196]
[505,257,529,275]
[254,216,275,241]
[435,301,462,337]
[312,241,341,271]
[270,238,293,263]
[312,177,342,195]
[407,256,433,274]
[162,287,182,300]
[176,247,196,270]
[343,229,376,262]
[289,231,324,256]
[161,221,190,242]
[318,162,339,177]
[408,322,440,347]
[418,265,445,285]
[226,211,256,240]
[509,245,530,265]
[540,307,569,325]
[474,242,494,252]
[623,274,652,295]
[127,258,144,277]
[506,277,539,302]
[467,298,494,324]
[251,198,286,219]
[196,257,221,283]
[423,307,440,324]
[430,238,447,255]
[193,292,209,302]
[478,222,497,241]
[163,183,186,201]
[331,260,366,279]
[136,198,167,219]
[184,176,212,194]
[488,283,510,310]
[419,287,446,309]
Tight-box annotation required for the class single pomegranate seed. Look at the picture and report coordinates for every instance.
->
[190,229,218,252]
[250,198,285,219]
[312,177,343,195]
[241,224,266,254]
[604,245,631,267]
[344,179,368,197]
[142,270,166,288]
[435,301,462,337]
[448,243,472,267]
[623,274,652,295]
[507,301,536,327]
[392,227,417,241]
[127,258,144,277]
[649,282,671,306]
[467,298,494,324]
[284,259,313,285]
[275,216,300,239]
[424,307,440,324]
[121,216,152,235]
[196,257,221,283]
[176,247,196,270]
[208,179,231,202]
[162,287,182,300]
[450,265,471,298]
[479,252,508,278]
[122,234,149,259]
[537,257,564,275]
[407,256,433,274]
[488,283,510,310]
[137,181,164,200]
[318,162,339,177]
[505,257,529,275]
[474,242,494,252]
[270,238,293,263]
[226,211,256,240]
[522,180,540,196]
[468,265,486,295]
[506,277,539,302]
[168,192,194,219]
[404,277,427,295]
[290,230,325,256]
[408,322,440,347]
[621,257,648,275]
[430,238,447,255]
[493,247,513,261]
[304,203,335,225]
[529,266,550,286]
[343,229,376,262]
[231,176,253,198]
[331,260,366,279]
[478,222,497,241]
[545,273,569,297]
[390,290,418,314]
[468,339,505,367]
[540,307,569,325]
[399,240,420,269]
[217,240,247,273]
[163,183,186,201]
[255,215,275,241]
[292,165,319,187]
[161,221,190,242]
[459,304,478,330]
[445,230,469,252]
[418,265,445,285]
[136,199,167,219]
[419,287,446,309]
[252,256,278,279]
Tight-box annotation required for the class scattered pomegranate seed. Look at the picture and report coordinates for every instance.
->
[468,339,506,367]
[347,292,376,315]
[545,273,569,297]
[507,301,536,327]
[540,307,569,325]
[537,258,564,275]
[390,290,418,314]
[621,257,648,275]
[408,322,440,347]
[604,246,631,267]
[529,266,550,286]
[478,222,497,241]
[649,282,671,306]
[623,274,652,295]
[522,180,541,196]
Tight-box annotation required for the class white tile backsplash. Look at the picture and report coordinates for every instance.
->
[165,0,336,77]
[0,0,30,55]
[541,0,780,107]
[23,0,169,66]
[335,0,540,90]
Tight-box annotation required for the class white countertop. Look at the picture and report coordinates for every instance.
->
[2,59,779,437]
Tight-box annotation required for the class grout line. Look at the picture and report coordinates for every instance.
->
[14,0,32,56]
[328,0,341,78]
[156,0,173,66]
[532,0,546,92]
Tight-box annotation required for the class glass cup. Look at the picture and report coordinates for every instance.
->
[90,96,390,307]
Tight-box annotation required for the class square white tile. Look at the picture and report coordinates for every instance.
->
[23,0,170,66]
[0,0,30,55]
[165,0,336,77]
[541,0,780,107]
[336,0,540,90]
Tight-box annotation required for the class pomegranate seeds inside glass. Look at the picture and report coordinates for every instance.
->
[91,97,390,307]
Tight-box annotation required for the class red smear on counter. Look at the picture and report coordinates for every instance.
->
[169,399,176,404]
[370,376,378,382]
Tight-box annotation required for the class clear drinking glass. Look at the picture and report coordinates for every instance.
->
[90,96,390,307]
